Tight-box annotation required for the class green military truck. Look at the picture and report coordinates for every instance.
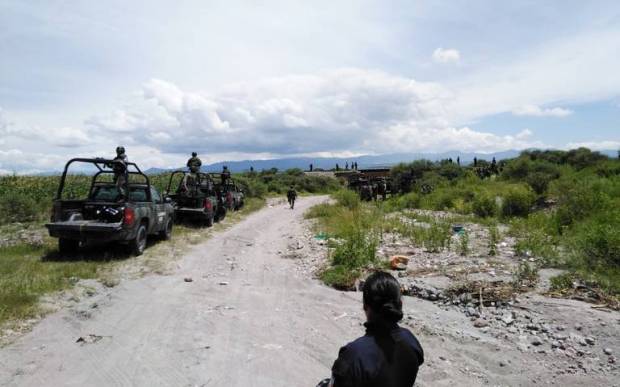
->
[46,158,174,255]
[165,171,225,226]
[209,173,245,211]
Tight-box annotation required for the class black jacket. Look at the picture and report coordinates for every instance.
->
[332,323,424,387]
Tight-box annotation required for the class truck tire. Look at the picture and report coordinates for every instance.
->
[58,238,79,254]
[204,214,214,227]
[216,207,226,222]
[159,219,173,240]
[129,223,147,256]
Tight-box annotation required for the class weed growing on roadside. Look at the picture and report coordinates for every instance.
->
[488,226,500,256]
[458,230,469,256]
[512,261,539,289]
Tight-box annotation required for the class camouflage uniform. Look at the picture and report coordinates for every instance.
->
[184,153,202,194]
[110,147,128,199]
[221,166,231,185]
[187,153,202,173]
[287,187,297,209]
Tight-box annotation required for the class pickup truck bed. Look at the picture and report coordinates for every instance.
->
[46,220,132,242]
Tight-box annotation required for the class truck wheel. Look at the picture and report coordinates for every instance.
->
[129,224,147,256]
[216,207,226,222]
[58,238,79,254]
[159,219,173,240]
[204,214,214,227]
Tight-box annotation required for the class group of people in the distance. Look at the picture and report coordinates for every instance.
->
[109,148,424,386]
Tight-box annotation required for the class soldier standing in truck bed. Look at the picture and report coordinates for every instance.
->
[109,146,128,199]
[187,152,202,173]
[221,166,231,185]
[182,152,202,194]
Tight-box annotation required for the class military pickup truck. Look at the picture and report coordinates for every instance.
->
[164,170,225,226]
[46,158,174,255]
[209,173,245,211]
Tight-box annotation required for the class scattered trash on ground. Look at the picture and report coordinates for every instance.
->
[76,334,104,345]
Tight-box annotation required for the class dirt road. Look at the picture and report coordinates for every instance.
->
[0,196,618,386]
[0,196,360,386]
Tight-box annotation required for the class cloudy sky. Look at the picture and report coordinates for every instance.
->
[1,0,619,173]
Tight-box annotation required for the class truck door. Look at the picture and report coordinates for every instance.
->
[150,187,166,231]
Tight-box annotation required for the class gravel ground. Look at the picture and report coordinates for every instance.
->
[0,196,618,386]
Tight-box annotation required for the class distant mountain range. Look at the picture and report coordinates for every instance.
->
[30,149,617,176]
[144,149,526,174]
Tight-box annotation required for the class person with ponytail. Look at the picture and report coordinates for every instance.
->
[319,271,424,387]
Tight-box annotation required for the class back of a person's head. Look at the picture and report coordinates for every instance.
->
[363,271,403,324]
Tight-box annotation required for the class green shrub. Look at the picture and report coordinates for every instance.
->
[551,177,609,230]
[472,193,498,218]
[512,261,539,288]
[320,265,360,289]
[0,194,40,224]
[501,186,535,217]
[525,171,553,195]
[333,189,360,210]
[401,220,451,253]
[331,231,377,269]
[501,157,531,180]
[510,212,559,266]
[398,192,420,209]
[549,272,577,291]
[304,203,338,219]
[569,210,620,269]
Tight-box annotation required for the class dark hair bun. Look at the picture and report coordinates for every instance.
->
[381,301,404,322]
[363,271,404,323]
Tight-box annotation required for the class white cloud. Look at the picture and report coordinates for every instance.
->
[86,69,537,157]
[0,107,17,137]
[432,48,460,64]
[512,105,573,117]
[566,140,620,150]
[47,127,93,147]
[0,149,63,175]
[452,27,620,121]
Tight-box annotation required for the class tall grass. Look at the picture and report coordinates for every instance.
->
[0,243,105,324]
[306,191,383,288]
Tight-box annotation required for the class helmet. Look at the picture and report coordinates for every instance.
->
[223,166,228,170]
[116,146,125,155]
[192,152,197,157]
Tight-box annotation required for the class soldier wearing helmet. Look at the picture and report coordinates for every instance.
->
[110,146,128,199]
[186,152,202,173]
[221,165,231,185]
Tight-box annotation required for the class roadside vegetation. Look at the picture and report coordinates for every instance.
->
[305,190,386,289]
[307,148,620,302]
[0,168,339,327]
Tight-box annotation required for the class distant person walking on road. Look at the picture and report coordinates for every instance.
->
[287,186,297,209]
[318,271,424,387]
